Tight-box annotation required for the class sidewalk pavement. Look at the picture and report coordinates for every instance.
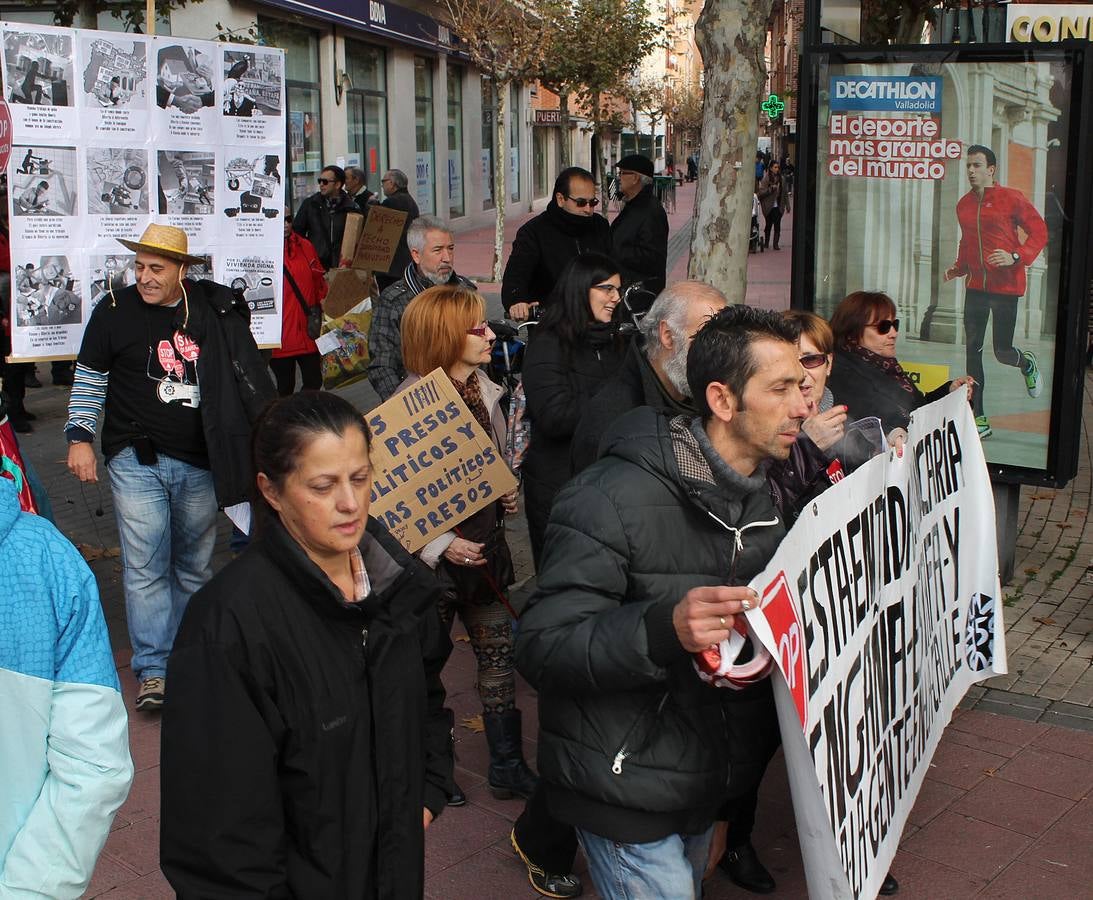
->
[5,191,1090,898]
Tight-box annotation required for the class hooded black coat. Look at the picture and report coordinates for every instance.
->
[516,408,787,843]
[161,517,453,899]
[501,202,613,312]
[293,190,360,270]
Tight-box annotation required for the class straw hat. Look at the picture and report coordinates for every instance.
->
[118,224,206,265]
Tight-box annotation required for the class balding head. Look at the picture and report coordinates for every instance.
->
[640,281,728,399]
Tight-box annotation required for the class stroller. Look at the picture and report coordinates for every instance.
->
[750,193,762,253]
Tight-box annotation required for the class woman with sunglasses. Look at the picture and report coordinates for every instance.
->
[828,291,974,450]
[398,285,536,804]
[520,252,630,569]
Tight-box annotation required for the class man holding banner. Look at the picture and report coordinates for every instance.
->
[516,307,808,899]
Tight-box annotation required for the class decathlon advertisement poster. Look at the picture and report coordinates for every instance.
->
[808,54,1083,476]
[3,23,285,359]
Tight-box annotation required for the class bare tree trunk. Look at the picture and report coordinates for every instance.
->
[559,89,572,168]
[493,83,508,283]
[592,91,610,207]
[689,0,774,297]
[76,0,98,29]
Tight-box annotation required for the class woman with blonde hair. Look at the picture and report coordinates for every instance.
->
[400,285,536,802]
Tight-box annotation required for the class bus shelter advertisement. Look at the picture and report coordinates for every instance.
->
[812,57,1080,475]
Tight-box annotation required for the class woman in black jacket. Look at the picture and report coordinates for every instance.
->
[161,392,452,899]
[520,252,630,568]
[828,290,974,450]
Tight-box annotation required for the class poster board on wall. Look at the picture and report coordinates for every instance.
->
[794,45,1093,487]
[2,24,287,361]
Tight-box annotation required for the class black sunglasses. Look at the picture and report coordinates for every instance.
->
[565,195,599,207]
[868,319,900,335]
[799,352,828,369]
[317,177,334,185]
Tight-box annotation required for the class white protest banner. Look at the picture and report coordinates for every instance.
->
[366,368,518,554]
[4,26,285,360]
[745,392,1006,899]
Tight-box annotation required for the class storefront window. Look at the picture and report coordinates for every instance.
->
[259,17,321,208]
[414,57,435,215]
[509,83,520,202]
[345,40,388,194]
[481,77,496,210]
[447,65,465,218]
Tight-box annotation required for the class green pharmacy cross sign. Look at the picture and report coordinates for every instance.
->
[762,94,785,121]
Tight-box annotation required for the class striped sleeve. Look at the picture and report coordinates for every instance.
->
[64,363,109,439]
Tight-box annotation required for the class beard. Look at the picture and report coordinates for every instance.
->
[662,335,690,398]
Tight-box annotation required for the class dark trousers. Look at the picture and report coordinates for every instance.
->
[721,681,783,850]
[514,783,579,873]
[763,206,784,248]
[269,352,322,396]
[963,290,1023,418]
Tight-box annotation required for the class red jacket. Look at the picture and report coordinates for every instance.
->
[275,233,328,358]
[951,184,1047,296]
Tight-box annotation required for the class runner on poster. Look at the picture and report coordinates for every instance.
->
[157,148,217,245]
[11,251,84,357]
[221,47,283,145]
[78,33,149,140]
[1,25,77,134]
[86,146,151,244]
[154,40,219,143]
[221,150,283,241]
[9,144,79,245]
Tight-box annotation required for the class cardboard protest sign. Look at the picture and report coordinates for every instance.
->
[744,392,1006,900]
[340,210,364,264]
[351,205,406,273]
[367,368,518,553]
[322,268,371,319]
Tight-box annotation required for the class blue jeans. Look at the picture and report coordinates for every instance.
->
[576,825,714,900]
[107,447,218,681]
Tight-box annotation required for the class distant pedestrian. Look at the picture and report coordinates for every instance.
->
[374,169,420,292]
[757,160,790,251]
[292,165,358,270]
[502,166,612,322]
[274,207,327,395]
[687,152,698,182]
[344,164,373,213]
[611,153,669,295]
[64,224,275,711]
[0,473,134,899]
[367,215,475,400]
[161,391,453,898]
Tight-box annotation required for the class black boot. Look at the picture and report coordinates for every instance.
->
[484,709,538,800]
[443,708,466,807]
[719,842,776,894]
[879,872,899,895]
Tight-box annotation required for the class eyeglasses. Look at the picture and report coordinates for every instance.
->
[799,352,828,369]
[565,196,599,207]
[467,323,491,337]
[867,319,900,335]
[316,177,333,185]
[592,283,620,295]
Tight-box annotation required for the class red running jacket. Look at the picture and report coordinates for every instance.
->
[275,232,328,358]
[950,184,1047,296]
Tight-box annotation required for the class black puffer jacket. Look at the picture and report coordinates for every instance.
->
[828,349,949,435]
[501,202,613,311]
[519,324,628,564]
[293,190,359,270]
[161,516,452,899]
[609,184,669,295]
[516,408,786,843]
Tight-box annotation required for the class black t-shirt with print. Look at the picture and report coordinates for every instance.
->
[77,284,208,468]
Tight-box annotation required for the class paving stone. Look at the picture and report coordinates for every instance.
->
[99,815,161,877]
[900,811,1032,880]
[976,860,1093,899]
[82,853,141,898]
[925,740,1008,790]
[949,777,1073,837]
[997,746,1093,801]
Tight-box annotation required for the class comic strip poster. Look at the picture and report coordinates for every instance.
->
[153,39,220,143]
[221,46,283,145]
[78,33,150,140]
[1,24,77,134]
[86,146,151,243]
[5,28,284,360]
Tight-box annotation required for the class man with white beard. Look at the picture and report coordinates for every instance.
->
[570,281,727,473]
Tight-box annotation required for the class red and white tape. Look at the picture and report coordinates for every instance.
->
[693,617,773,690]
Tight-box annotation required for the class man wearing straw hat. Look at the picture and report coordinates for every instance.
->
[63,224,274,711]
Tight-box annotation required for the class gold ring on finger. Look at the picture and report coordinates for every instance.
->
[719,616,726,627]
